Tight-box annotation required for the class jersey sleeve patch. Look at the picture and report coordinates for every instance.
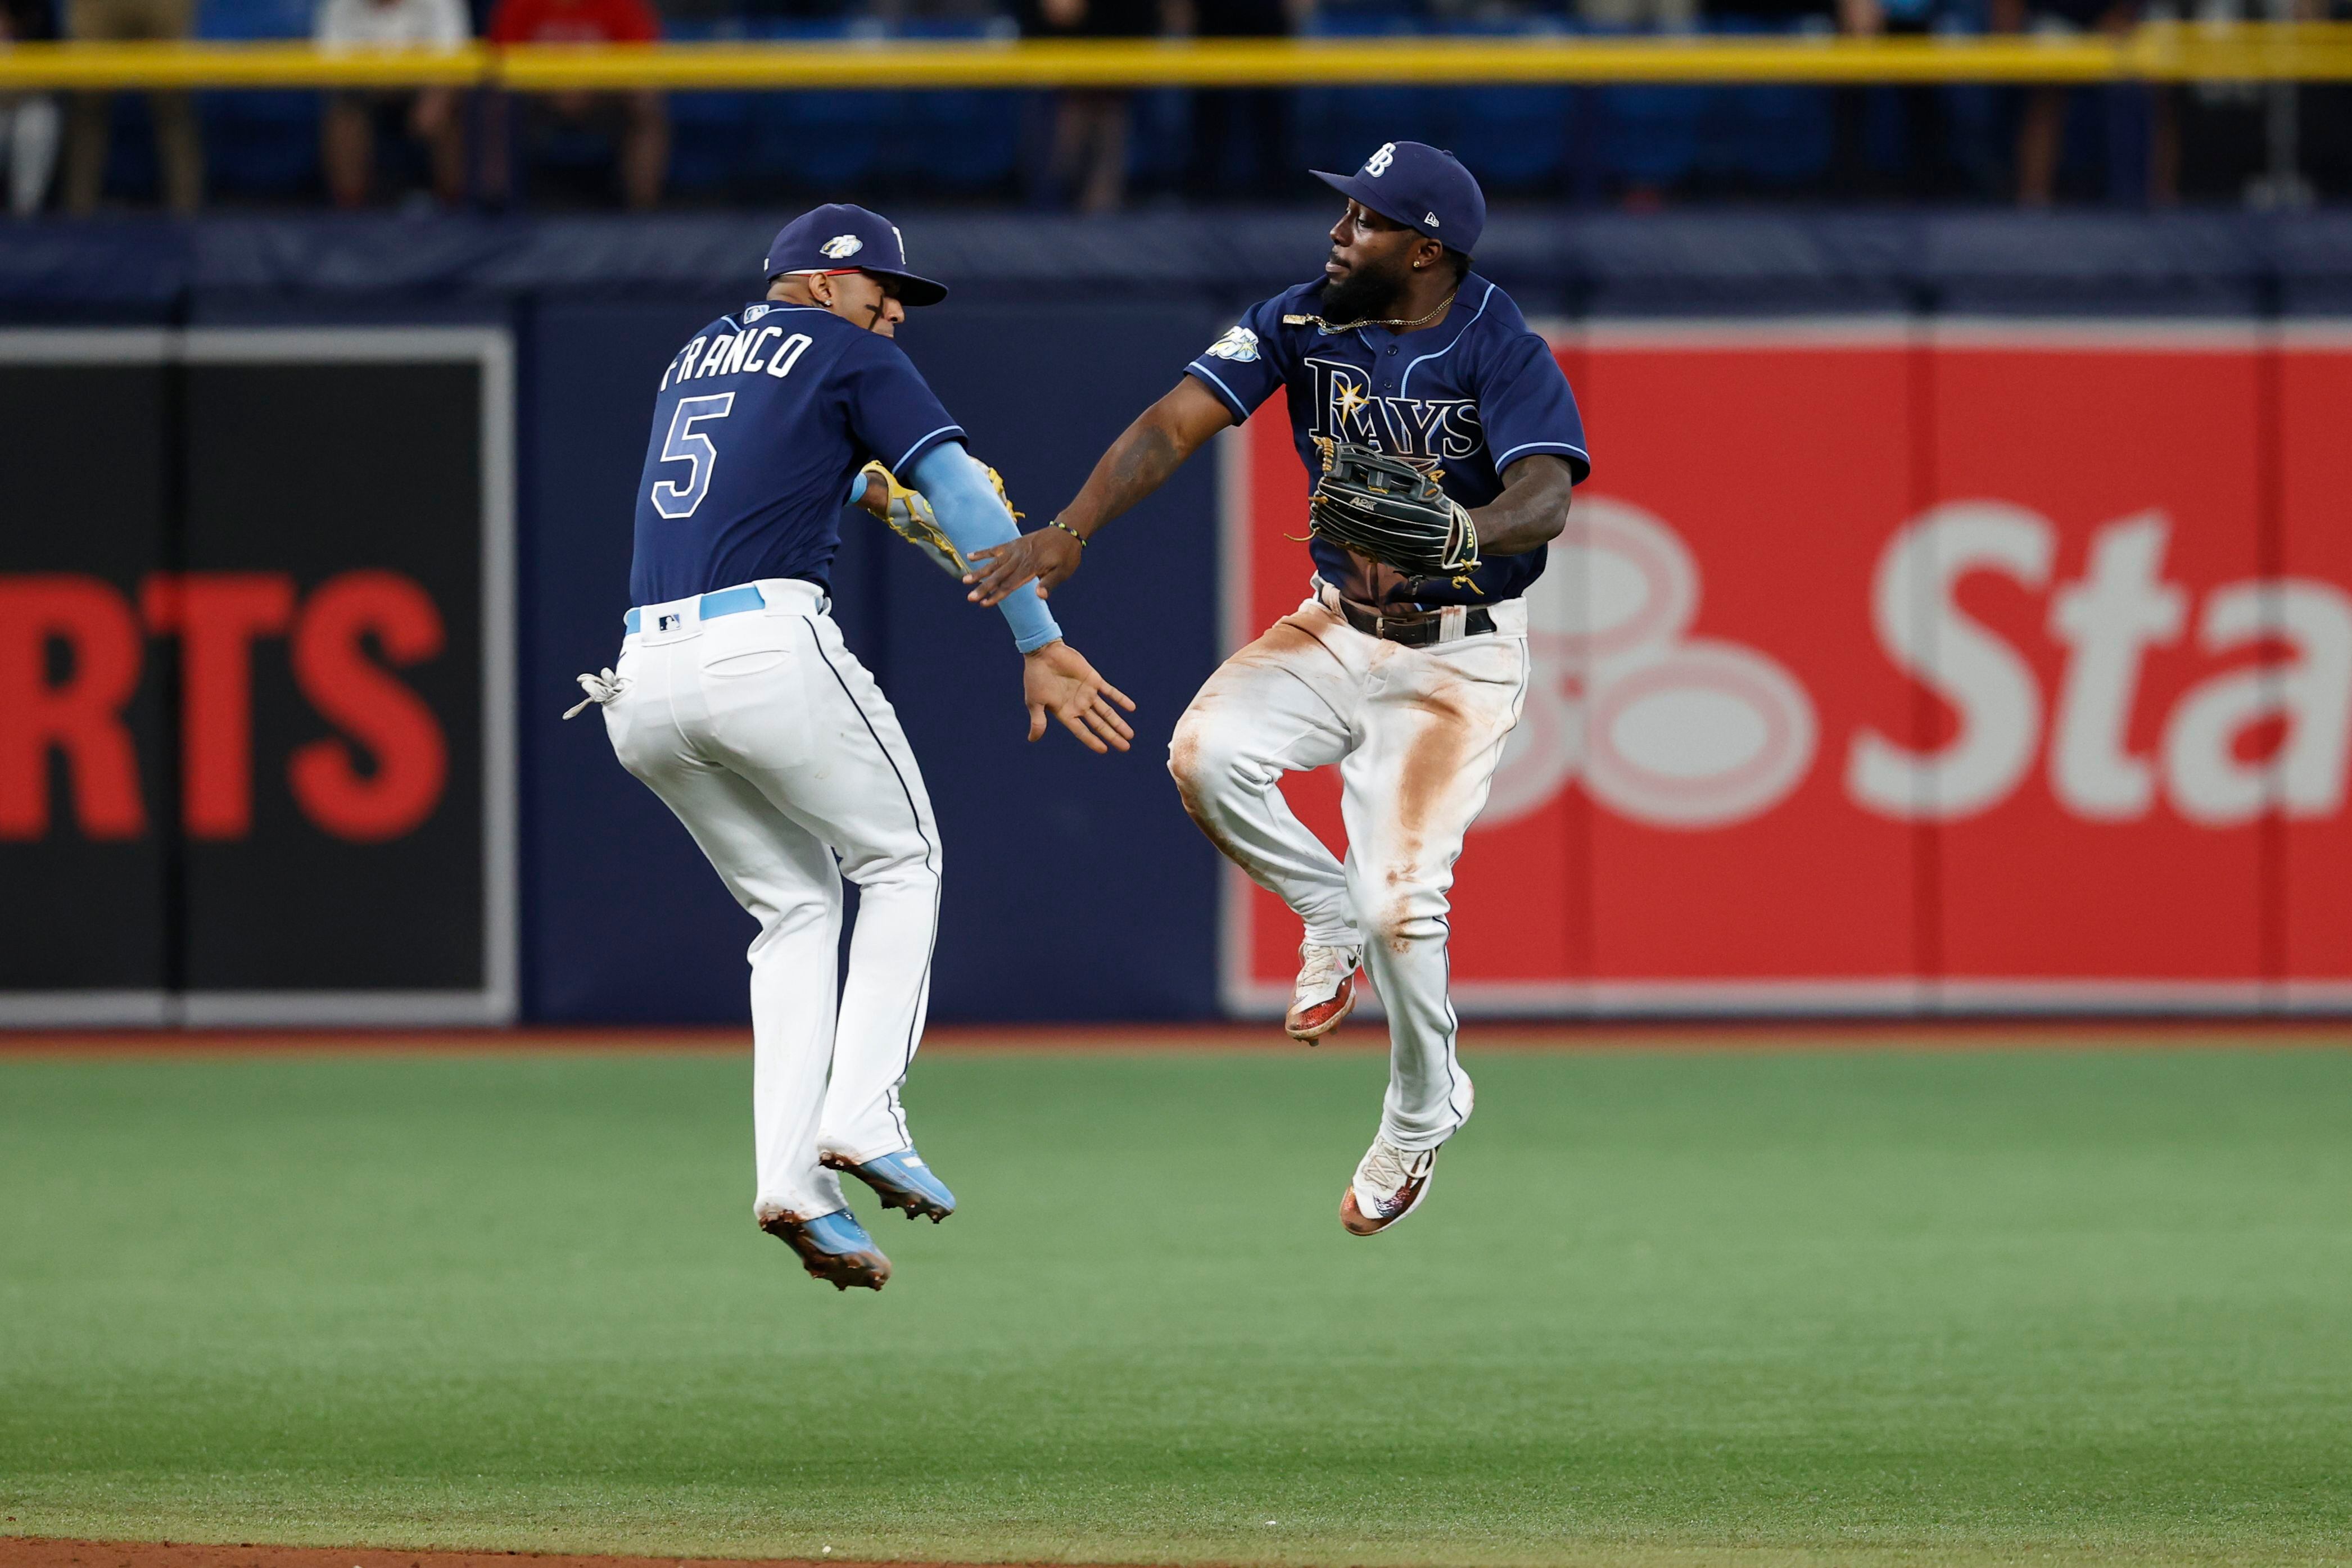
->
[1204,325,1261,363]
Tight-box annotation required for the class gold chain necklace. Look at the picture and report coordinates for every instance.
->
[1283,288,1459,337]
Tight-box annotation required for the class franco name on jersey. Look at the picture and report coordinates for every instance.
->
[659,302,813,391]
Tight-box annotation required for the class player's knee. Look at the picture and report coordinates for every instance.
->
[1355,872,1449,955]
[1367,905,1438,955]
[843,835,940,892]
[1166,706,1241,806]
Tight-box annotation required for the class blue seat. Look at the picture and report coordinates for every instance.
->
[1584,21,1700,196]
[1125,87,1191,192]
[1433,19,1571,195]
[748,20,889,194]
[1295,12,1444,179]
[196,0,314,38]
[196,0,322,198]
[1579,22,1703,194]
[1699,19,1830,189]
[1596,85,1700,192]
[892,19,1019,194]
[662,21,756,197]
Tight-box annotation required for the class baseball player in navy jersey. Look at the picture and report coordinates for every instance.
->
[967,144,1587,1236]
[571,204,1136,1292]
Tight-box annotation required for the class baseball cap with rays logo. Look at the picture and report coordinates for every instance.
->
[763,203,948,307]
[1310,141,1486,255]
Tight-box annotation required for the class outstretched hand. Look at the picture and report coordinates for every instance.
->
[1023,640,1136,754]
[966,525,1083,607]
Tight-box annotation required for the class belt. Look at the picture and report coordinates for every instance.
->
[1319,584,1494,647]
[623,582,768,636]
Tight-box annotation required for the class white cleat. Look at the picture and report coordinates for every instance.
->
[1286,942,1362,1043]
[1340,1136,1438,1236]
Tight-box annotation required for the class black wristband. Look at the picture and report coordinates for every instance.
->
[1046,518,1087,549]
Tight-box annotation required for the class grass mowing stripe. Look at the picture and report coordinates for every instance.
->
[2,1045,2349,1566]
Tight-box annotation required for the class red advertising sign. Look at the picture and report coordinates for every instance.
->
[1219,323,2352,1016]
[0,329,515,1026]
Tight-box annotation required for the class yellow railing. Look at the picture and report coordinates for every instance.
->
[2,24,2350,93]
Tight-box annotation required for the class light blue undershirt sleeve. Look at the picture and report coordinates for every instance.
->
[908,442,1064,655]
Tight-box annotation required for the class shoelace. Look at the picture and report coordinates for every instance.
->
[1359,1140,1429,1194]
[562,668,629,720]
[1297,944,1355,993]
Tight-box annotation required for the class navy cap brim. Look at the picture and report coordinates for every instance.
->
[1311,169,1436,242]
[870,268,948,308]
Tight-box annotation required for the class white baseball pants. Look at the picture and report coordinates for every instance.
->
[599,578,939,1223]
[1168,588,1530,1152]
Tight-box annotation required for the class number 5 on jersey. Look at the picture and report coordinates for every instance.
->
[652,395,734,519]
[650,325,817,519]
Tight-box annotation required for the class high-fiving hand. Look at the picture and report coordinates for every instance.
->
[966,525,1085,608]
[1023,640,1136,754]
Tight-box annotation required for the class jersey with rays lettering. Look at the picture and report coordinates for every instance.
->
[1184,274,1588,610]
[629,302,966,606]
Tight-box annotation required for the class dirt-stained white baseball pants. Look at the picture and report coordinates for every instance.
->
[1168,587,1530,1152]
[599,578,939,1223]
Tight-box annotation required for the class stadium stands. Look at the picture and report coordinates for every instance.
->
[24,2,2349,210]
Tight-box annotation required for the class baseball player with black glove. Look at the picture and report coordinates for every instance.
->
[965,143,1587,1236]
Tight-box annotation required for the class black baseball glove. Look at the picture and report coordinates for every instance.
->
[1308,443,1481,577]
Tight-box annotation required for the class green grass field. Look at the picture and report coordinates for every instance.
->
[3,1039,2350,1567]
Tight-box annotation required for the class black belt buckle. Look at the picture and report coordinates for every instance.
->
[1335,593,1491,647]
[1379,614,1439,648]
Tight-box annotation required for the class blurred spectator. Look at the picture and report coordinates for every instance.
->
[2160,0,2328,205]
[315,0,471,208]
[1871,0,1971,198]
[1576,0,1697,27]
[1709,0,1882,35]
[482,0,666,208]
[0,0,61,215]
[1992,0,2138,204]
[2306,0,2352,198]
[62,0,203,213]
[1017,0,1166,213]
[1172,0,1309,202]
[870,0,1007,20]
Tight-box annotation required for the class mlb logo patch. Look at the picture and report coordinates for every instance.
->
[743,303,771,322]
[658,613,682,632]
[1205,325,1261,363]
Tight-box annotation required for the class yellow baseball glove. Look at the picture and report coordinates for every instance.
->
[860,460,968,579]
[981,463,1023,523]
[858,459,1025,581]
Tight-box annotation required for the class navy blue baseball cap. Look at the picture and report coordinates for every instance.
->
[1311,141,1486,256]
[764,203,947,307]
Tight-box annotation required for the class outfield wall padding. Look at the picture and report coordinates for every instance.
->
[1,209,2348,1023]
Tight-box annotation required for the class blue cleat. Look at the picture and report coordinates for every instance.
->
[758,1207,892,1291]
[821,1148,957,1223]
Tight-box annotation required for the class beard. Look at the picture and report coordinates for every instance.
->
[1319,257,1408,326]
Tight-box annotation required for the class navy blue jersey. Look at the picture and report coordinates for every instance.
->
[628,302,966,606]
[1184,274,1588,609]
